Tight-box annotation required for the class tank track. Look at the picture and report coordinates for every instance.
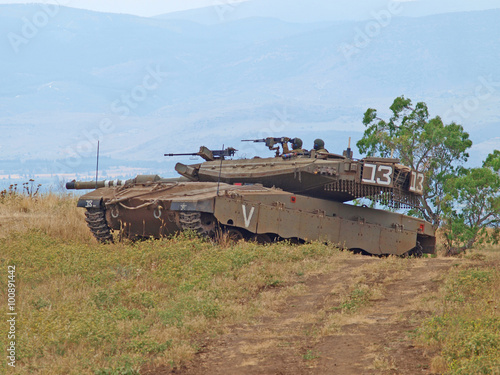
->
[404,241,423,257]
[85,208,114,243]
[178,212,208,235]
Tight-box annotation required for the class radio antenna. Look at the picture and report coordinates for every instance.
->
[95,140,100,189]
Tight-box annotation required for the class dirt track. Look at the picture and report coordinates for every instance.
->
[150,256,456,375]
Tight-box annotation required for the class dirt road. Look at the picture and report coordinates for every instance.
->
[155,256,456,375]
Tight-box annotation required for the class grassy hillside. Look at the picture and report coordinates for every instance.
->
[415,248,500,374]
[0,192,348,374]
[0,192,498,374]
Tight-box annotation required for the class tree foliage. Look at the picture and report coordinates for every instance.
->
[357,96,473,228]
[485,149,500,172]
[442,153,500,254]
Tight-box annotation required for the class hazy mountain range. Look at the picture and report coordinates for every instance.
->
[0,3,499,189]
[158,0,500,23]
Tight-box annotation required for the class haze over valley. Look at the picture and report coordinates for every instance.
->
[1,1,499,188]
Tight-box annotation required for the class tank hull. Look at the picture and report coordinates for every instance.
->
[76,181,435,256]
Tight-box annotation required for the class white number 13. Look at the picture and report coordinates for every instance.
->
[410,171,425,194]
[362,163,393,186]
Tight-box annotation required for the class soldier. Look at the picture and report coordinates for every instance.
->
[290,138,307,153]
[313,138,329,153]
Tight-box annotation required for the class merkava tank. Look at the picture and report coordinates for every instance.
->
[66,137,436,256]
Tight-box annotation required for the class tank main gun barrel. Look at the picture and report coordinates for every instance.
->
[66,179,125,190]
[66,175,191,190]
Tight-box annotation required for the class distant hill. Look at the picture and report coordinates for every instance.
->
[0,4,499,188]
[157,0,500,24]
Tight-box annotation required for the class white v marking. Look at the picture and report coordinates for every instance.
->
[242,205,255,228]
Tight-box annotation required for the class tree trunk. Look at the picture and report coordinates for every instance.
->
[445,238,476,256]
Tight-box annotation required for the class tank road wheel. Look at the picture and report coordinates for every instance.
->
[179,212,216,236]
[226,228,245,242]
[85,208,114,243]
[252,233,274,244]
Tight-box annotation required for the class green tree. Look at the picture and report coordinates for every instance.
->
[485,149,500,171]
[442,152,500,254]
[357,96,472,228]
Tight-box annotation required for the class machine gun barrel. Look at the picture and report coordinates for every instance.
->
[164,152,199,157]
[165,146,237,161]
[242,137,291,156]
[242,137,290,144]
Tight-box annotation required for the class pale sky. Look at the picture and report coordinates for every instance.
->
[2,0,499,21]
[0,0,250,17]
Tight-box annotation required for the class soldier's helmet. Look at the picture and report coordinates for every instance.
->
[291,138,303,150]
[314,139,325,150]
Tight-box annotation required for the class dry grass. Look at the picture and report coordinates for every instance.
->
[0,193,347,374]
[0,193,91,242]
[239,339,279,355]
[430,355,449,374]
[371,355,397,371]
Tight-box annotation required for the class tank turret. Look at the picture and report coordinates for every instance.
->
[170,137,425,209]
